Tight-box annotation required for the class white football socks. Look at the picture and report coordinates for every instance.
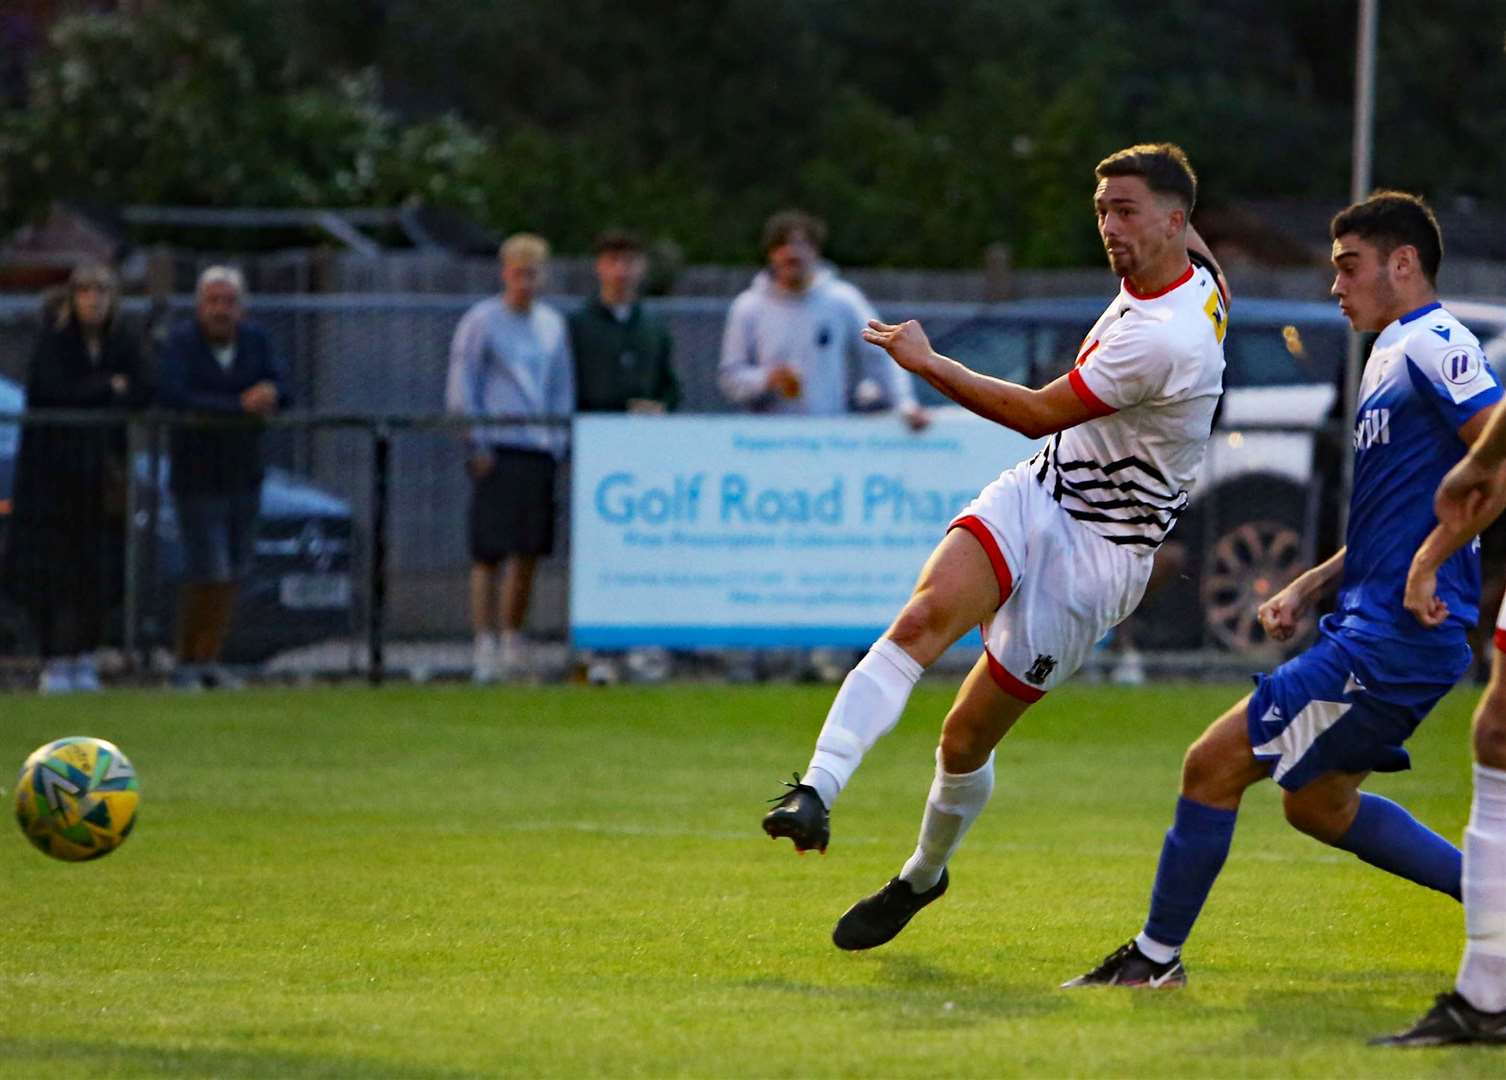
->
[898,749,996,891]
[801,638,924,809]
[1133,932,1180,965]
[1457,763,1506,1013]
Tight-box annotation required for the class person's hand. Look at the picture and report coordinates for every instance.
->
[467,452,495,480]
[109,374,129,397]
[900,403,930,432]
[862,320,937,375]
[767,365,802,400]
[1404,555,1448,628]
[625,398,667,415]
[1434,455,1506,535]
[1257,578,1313,643]
[240,381,278,416]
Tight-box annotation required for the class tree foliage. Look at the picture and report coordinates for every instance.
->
[4,0,1504,267]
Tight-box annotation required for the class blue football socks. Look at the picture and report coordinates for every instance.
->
[1335,792,1462,900]
[1140,796,1239,953]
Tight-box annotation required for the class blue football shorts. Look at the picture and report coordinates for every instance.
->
[1246,615,1471,791]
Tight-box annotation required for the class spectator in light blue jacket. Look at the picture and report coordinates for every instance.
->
[445,233,574,682]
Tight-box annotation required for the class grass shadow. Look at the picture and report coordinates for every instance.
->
[741,952,1070,1030]
[0,1037,474,1080]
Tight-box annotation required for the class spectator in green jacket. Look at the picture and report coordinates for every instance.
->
[569,230,679,414]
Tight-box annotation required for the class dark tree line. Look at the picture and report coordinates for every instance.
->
[3,0,1503,267]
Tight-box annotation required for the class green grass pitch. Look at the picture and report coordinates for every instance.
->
[1,680,1500,1077]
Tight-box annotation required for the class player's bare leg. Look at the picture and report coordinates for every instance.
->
[1178,697,1271,809]
[883,528,1002,668]
[469,563,501,682]
[1377,651,1506,1046]
[500,554,537,675]
[1451,655,1506,1026]
[832,655,1030,950]
[763,529,1001,853]
[1280,769,1368,843]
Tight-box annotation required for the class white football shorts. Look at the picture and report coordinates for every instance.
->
[949,460,1154,700]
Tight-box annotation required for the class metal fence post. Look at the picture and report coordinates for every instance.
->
[122,416,143,671]
[368,422,390,686]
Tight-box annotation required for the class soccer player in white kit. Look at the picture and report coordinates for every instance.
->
[762,143,1230,950]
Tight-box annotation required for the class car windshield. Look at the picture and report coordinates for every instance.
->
[1223,319,1345,389]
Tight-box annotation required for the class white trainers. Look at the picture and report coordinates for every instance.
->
[624,647,671,683]
[1110,649,1147,686]
[498,633,529,681]
[472,633,500,684]
[585,654,620,686]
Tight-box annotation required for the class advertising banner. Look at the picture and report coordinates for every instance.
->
[570,414,1042,647]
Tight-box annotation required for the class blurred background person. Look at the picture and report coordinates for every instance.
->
[718,209,926,430]
[447,233,574,682]
[3,262,150,693]
[569,228,679,415]
[718,210,928,682]
[157,266,289,690]
[569,228,680,685]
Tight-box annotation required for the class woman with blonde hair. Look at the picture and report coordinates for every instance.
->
[2,262,150,692]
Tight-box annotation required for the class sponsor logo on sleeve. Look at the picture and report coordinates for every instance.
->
[1441,347,1495,403]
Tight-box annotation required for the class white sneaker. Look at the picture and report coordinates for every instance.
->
[585,655,620,686]
[498,634,529,681]
[1110,649,1147,686]
[38,660,74,694]
[624,647,671,683]
[472,634,500,684]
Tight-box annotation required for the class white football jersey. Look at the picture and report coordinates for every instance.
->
[1031,262,1227,549]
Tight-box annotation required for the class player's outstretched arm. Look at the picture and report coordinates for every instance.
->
[862,319,1099,438]
[1259,547,1344,642]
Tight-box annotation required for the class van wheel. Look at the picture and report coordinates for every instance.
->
[1200,519,1308,651]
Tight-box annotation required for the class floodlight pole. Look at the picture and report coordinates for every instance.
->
[1339,0,1379,542]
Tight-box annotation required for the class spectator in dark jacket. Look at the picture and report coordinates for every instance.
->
[569,229,679,414]
[157,266,289,689]
[3,262,150,692]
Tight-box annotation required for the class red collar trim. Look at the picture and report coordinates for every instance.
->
[1124,262,1194,301]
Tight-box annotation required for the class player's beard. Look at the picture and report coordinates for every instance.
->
[1104,245,1137,279]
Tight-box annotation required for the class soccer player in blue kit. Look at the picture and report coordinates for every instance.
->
[1067,191,1502,989]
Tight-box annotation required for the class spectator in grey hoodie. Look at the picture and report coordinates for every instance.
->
[718,210,926,430]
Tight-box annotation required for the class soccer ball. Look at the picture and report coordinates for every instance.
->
[13,736,140,861]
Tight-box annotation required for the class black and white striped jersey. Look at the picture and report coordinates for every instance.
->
[1038,262,1226,549]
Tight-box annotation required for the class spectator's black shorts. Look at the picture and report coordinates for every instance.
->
[469,447,556,562]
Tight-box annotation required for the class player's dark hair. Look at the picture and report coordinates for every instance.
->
[761,209,827,254]
[1330,190,1443,284]
[592,228,644,256]
[1094,143,1198,212]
